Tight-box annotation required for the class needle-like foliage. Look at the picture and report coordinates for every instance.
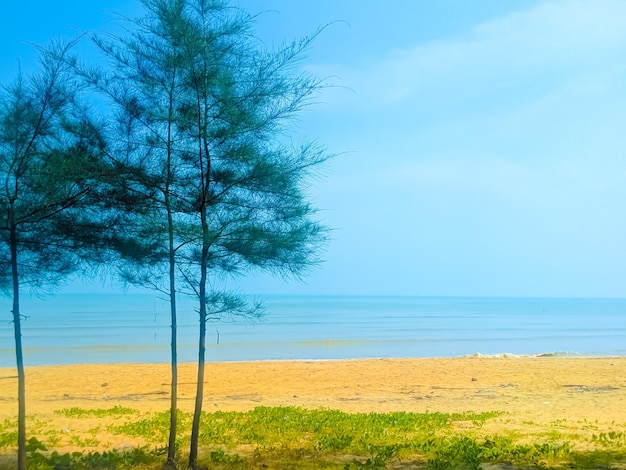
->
[0,40,117,470]
[71,1,329,467]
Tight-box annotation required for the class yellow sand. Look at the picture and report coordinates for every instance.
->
[0,357,624,450]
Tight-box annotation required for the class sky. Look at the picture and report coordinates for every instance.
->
[2,0,626,298]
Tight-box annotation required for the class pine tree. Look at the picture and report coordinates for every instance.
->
[84,1,329,467]
[74,2,200,465]
[0,40,111,470]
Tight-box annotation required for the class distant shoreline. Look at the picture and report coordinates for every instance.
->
[2,349,624,367]
[1,350,624,369]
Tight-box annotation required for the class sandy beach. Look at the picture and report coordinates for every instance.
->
[1,356,624,418]
[0,356,625,452]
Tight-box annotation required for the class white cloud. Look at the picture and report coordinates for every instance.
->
[317,0,626,110]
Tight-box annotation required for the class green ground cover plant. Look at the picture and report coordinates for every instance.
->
[1,406,625,469]
[54,407,138,419]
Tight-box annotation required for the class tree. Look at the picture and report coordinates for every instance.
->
[145,2,328,467]
[0,41,109,470]
[84,1,328,467]
[75,2,199,466]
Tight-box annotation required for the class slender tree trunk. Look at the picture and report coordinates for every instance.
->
[188,306,206,468]
[165,107,179,467]
[188,79,211,469]
[166,202,178,468]
[10,226,25,470]
[189,233,209,469]
[189,142,210,467]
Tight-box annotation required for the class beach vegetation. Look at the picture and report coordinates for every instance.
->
[592,431,626,447]
[2,406,624,469]
[24,436,159,470]
[0,430,18,448]
[54,406,138,419]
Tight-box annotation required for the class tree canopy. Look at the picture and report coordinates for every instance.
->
[3,1,330,468]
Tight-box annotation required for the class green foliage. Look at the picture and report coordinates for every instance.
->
[0,418,18,448]
[345,445,399,469]
[54,407,137,418]
[208,448,243,464]
[3,406,626,469]
[0,430,18,448]
[24,440,159,470]
[73,448,159,468]
[108,410,192,445]
[592,431,626,447]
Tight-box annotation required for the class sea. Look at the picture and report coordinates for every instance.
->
[0,294,625,367]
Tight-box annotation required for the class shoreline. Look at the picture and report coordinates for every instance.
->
[1,350,623,369]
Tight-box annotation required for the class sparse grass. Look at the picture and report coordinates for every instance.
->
[0,406,625,469]
[54,406,138,418]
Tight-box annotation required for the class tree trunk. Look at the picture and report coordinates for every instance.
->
[10,227,25,470]
[189,193,210,468]
[165,195,178,468]
[165,280,178,467]
[188,283,207,468]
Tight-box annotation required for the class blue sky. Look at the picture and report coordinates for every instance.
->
[2,1,626,297]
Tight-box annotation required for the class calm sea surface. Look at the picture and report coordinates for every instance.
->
[0,295,625,366]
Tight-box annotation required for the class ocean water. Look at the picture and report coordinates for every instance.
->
[0,295,625,366]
